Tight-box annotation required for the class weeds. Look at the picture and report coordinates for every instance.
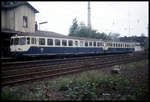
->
[57,70,132,100]
[1,87,23,101]
[1,60,148,101]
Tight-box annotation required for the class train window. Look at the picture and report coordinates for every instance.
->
[97,42,100,47]
[34,38,36,44]
[113,43,115,47]
[68,40,73,46]
[47,39,53,45]
[62,40,67,46]
[89,42,92,46]
[110,43,112,46]
[111,43,114,47]
[107,43,109,46]
[27,37,30,45]
[55,39,60,46]
[75,41,78,46]
[116,43,118,47]
[127,44,129,48]
[20,37,26,45]
[99,42,103,46]
[31,38,36,44]
[39,38,45,45]
[14,38,19,45]
[122,44,124,47]
[31,38,34,44]
[85,42,88,47]
[109,43,111,46]
[119,44,121,47]
[80,41,84,47]
[94,42,96,47]
[101,42,104,46]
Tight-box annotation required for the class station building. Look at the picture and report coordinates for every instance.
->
[1,1,39,57]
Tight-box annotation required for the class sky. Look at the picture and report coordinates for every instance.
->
[29,1,149,37]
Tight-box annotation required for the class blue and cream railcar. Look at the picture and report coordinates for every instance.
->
[104,41,135,53]
[10,33,105,57]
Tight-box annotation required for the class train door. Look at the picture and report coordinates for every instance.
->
[104,42,109,51]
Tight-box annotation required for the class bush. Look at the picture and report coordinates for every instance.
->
[1,87,23,101]
[58,71,123,100]
[58,68,148,100]
[58,78,73,91]
[65,80,97,100]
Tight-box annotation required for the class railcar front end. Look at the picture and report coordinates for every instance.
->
[10,36,31,57]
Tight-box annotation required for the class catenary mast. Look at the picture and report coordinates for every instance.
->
[88,1,91,35]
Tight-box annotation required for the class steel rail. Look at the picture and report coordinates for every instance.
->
[2,54,141,76]
[2,55,147,86]
[2,53,131,67]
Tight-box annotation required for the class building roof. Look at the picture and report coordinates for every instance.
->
[1,1,39,13]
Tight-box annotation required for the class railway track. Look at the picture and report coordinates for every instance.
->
[2,52,148,86]
[2,51,145,66]
[2,53,130,70]
[2,52,145,69]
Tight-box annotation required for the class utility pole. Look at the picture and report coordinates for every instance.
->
[88,1,91,36]
[88,1,91,29]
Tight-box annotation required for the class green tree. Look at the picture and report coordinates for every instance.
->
[69,18,78,36]
[76,22,90,37]
[68,18,112,41]
[108,32,120,41]
[98,32,111,41]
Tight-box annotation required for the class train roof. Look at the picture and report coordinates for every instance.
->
[15,30,103,41]
[12,30,136,43]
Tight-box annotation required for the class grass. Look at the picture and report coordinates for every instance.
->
[1,87,23,101]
